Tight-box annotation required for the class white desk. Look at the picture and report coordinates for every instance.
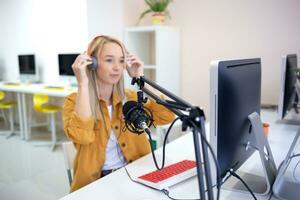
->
[59,132,276,200]
[0,82,77,140]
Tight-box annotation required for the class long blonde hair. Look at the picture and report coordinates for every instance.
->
[86,35,126,120]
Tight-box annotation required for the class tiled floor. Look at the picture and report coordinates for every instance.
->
[0,124,69,200]
[0,109,299,200]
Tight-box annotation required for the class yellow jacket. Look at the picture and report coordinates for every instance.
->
[63,89,175,192]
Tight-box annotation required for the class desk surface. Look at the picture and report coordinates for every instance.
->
[0,82,77,97]
[59,132,277,200]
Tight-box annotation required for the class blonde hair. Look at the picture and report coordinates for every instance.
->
[86,35,126,120]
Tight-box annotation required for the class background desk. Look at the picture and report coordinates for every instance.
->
[59,131,277,200]
[0,82,77,140]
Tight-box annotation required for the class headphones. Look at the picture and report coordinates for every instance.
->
[88,56,98,71]
[87,35,107,71]
[87,35,127,71]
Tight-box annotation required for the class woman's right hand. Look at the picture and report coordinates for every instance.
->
[72,53,92,87]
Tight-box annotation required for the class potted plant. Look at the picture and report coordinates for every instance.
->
[138,0,173,25]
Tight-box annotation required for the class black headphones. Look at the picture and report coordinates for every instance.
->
[88,56,98,70]
[87,35,109,71]
[87,35,127,71]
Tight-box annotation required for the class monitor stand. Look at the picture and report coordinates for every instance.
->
[222,112,277,196]
[273,127,300,200]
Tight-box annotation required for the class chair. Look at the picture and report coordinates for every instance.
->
[0,91,17,138]
[62,141,76,186]
[31,94,61,151]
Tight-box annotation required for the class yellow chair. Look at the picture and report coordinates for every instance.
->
[32,94,61,151]
[0,91,17,138]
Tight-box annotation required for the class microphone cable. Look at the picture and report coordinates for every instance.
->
[228,169,257,200]
[149,117,222,200]
[147,116,182,170]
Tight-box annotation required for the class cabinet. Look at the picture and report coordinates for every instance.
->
[124,26,181,148]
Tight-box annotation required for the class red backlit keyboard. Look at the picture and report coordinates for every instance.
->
[137,160,197,190]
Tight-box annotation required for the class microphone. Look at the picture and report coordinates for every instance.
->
[123,101,153,135]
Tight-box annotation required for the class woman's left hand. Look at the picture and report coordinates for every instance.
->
[126,53,144,78]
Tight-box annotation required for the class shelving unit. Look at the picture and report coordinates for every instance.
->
[124,26,181,148]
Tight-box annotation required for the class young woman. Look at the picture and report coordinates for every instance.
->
[63,35,174,192]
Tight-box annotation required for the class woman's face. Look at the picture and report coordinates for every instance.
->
[96,42,125,85]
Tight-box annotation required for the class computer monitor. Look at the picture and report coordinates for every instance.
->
[58,53,79,86]
[58,54,78,76]
[278,54,298,120]
[210,58,276,195]
[210,58,261,178]
[18,54,39,82]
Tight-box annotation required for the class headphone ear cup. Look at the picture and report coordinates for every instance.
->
[88,56,98,70]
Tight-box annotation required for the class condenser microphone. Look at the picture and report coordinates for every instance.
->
[123,101,153,135]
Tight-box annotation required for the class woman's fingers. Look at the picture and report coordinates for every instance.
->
[126,54,143,67]
[73,54,92,70]
[72,53,93,85]
[125,52,144,77]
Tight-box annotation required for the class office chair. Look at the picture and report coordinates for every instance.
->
[31,94,61,151]
[0,91,17,138]
[62,141,76,186]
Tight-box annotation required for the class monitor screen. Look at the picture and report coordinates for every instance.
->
[278,54,298,120]
[18,54,36,74]
[58,54,79,76]
[210,58,261,178]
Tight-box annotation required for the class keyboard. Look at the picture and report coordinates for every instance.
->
[136,160,197,190]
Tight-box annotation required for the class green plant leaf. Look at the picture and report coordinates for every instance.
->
[140,0,172,20]
[161,0,171,11]
[143,0,172,12]
[158,3,164,11]
[145,0,157,11]
[138,9,152,21]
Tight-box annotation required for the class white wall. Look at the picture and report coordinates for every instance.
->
[0,0,88,83]
[124,0,300,115]
[87,0,123,40]
[0,0,126,83]
[33,0,89,83]
[0,0,36,81]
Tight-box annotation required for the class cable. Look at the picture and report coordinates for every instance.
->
[143,116,222,199]
[124,166,159,190]
[161,189,200,200]
[277,153,300,174]
[189,120,221,200]
[290,153,300,159]
[146,117,181,170]
[293,158,300,183]
[124,167,200,200]
[229,169,257,200]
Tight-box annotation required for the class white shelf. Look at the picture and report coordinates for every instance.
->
[124,26,181,148]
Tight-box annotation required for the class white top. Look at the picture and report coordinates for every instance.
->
[102,105,127,170]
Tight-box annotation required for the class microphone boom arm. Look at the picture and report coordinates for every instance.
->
[131,76,215,200]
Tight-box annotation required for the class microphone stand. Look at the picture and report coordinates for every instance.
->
[131,76,215,200]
